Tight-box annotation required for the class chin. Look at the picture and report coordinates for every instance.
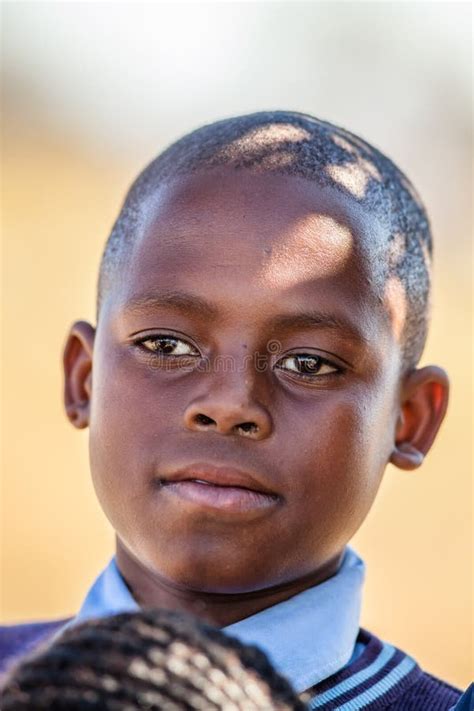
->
[149,551,275,595]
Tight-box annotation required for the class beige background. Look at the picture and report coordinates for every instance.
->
[1,1,472,688]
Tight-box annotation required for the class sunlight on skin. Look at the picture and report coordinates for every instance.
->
[386,233,431,327]
[325,160,381,200]
[257,214,353,289]
[325,163,369,199]
[383,275,407,342]
[327,133,382,200]
[334,132,375,155]
[383,234,410,344]
[388,232,407,269]
[253,150,297,171]
[331,134,361,156]
[215,123,311,163]
[420,240,432,274]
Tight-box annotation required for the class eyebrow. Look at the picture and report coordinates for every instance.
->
[123,290,219,320]
[269,310,365,343]
[122,290,365,342]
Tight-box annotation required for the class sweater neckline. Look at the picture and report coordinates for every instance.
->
[305,628,422,709]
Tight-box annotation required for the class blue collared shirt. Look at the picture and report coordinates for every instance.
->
[66,547,365,694]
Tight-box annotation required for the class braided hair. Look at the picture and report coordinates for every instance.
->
[1,609,309,710]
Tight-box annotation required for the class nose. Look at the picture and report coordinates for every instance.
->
[183,381,273,441]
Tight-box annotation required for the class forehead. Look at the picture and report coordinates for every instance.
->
[133,170,384,279]
[107,170,392,343]
[138,168,383,244]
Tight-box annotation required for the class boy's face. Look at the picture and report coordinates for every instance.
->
[77,171,406,592]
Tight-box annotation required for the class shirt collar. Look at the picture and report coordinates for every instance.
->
[70,547,365,693]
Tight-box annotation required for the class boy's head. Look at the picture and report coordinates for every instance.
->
[63,111,448,598]
[1,609,307,710]
[99,111,432,370]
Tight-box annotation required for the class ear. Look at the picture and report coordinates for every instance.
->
[63,320,96,429]
[390,365,449,470]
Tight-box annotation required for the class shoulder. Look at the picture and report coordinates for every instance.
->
[0,617,71,679]
[391,670,463,710]
[308,628,462,710]
[357,629,462,710]
[452,684,474,711]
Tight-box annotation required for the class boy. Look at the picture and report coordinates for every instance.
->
[0,111,463,708]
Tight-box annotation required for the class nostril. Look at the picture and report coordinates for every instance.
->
[194,414,216,426]
[235,422,259,435]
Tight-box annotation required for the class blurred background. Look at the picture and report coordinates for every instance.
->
[1,1,472,688]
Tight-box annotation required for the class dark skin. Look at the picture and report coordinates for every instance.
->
[64,170,449,626]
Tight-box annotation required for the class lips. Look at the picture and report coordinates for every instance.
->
[161,463,277,495]
[157,463,280,514]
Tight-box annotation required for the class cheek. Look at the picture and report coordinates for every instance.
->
[286,388,395,532]
[286,388,387,466]
[88,348,169,512]
[91,343,182,441]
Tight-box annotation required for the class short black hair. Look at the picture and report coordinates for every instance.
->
[98,110,432,369]
[1,609,308,710]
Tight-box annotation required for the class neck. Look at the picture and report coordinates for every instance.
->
[115,539,344,627]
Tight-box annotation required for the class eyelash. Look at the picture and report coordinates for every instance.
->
[275,354,342,380]
[132,335,344,380]
[134,334,200,358]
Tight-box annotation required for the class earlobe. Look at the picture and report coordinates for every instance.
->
[63,320,96,429]
[389,365,449,471]
[390,442,425,470]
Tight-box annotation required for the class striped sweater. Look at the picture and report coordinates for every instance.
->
[0,621,462,709]
[304,629,461,709]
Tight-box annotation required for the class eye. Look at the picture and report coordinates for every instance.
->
[135,335,199,357]
[275,353,340,378]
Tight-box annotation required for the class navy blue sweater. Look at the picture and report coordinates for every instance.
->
[0,620,463,709]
